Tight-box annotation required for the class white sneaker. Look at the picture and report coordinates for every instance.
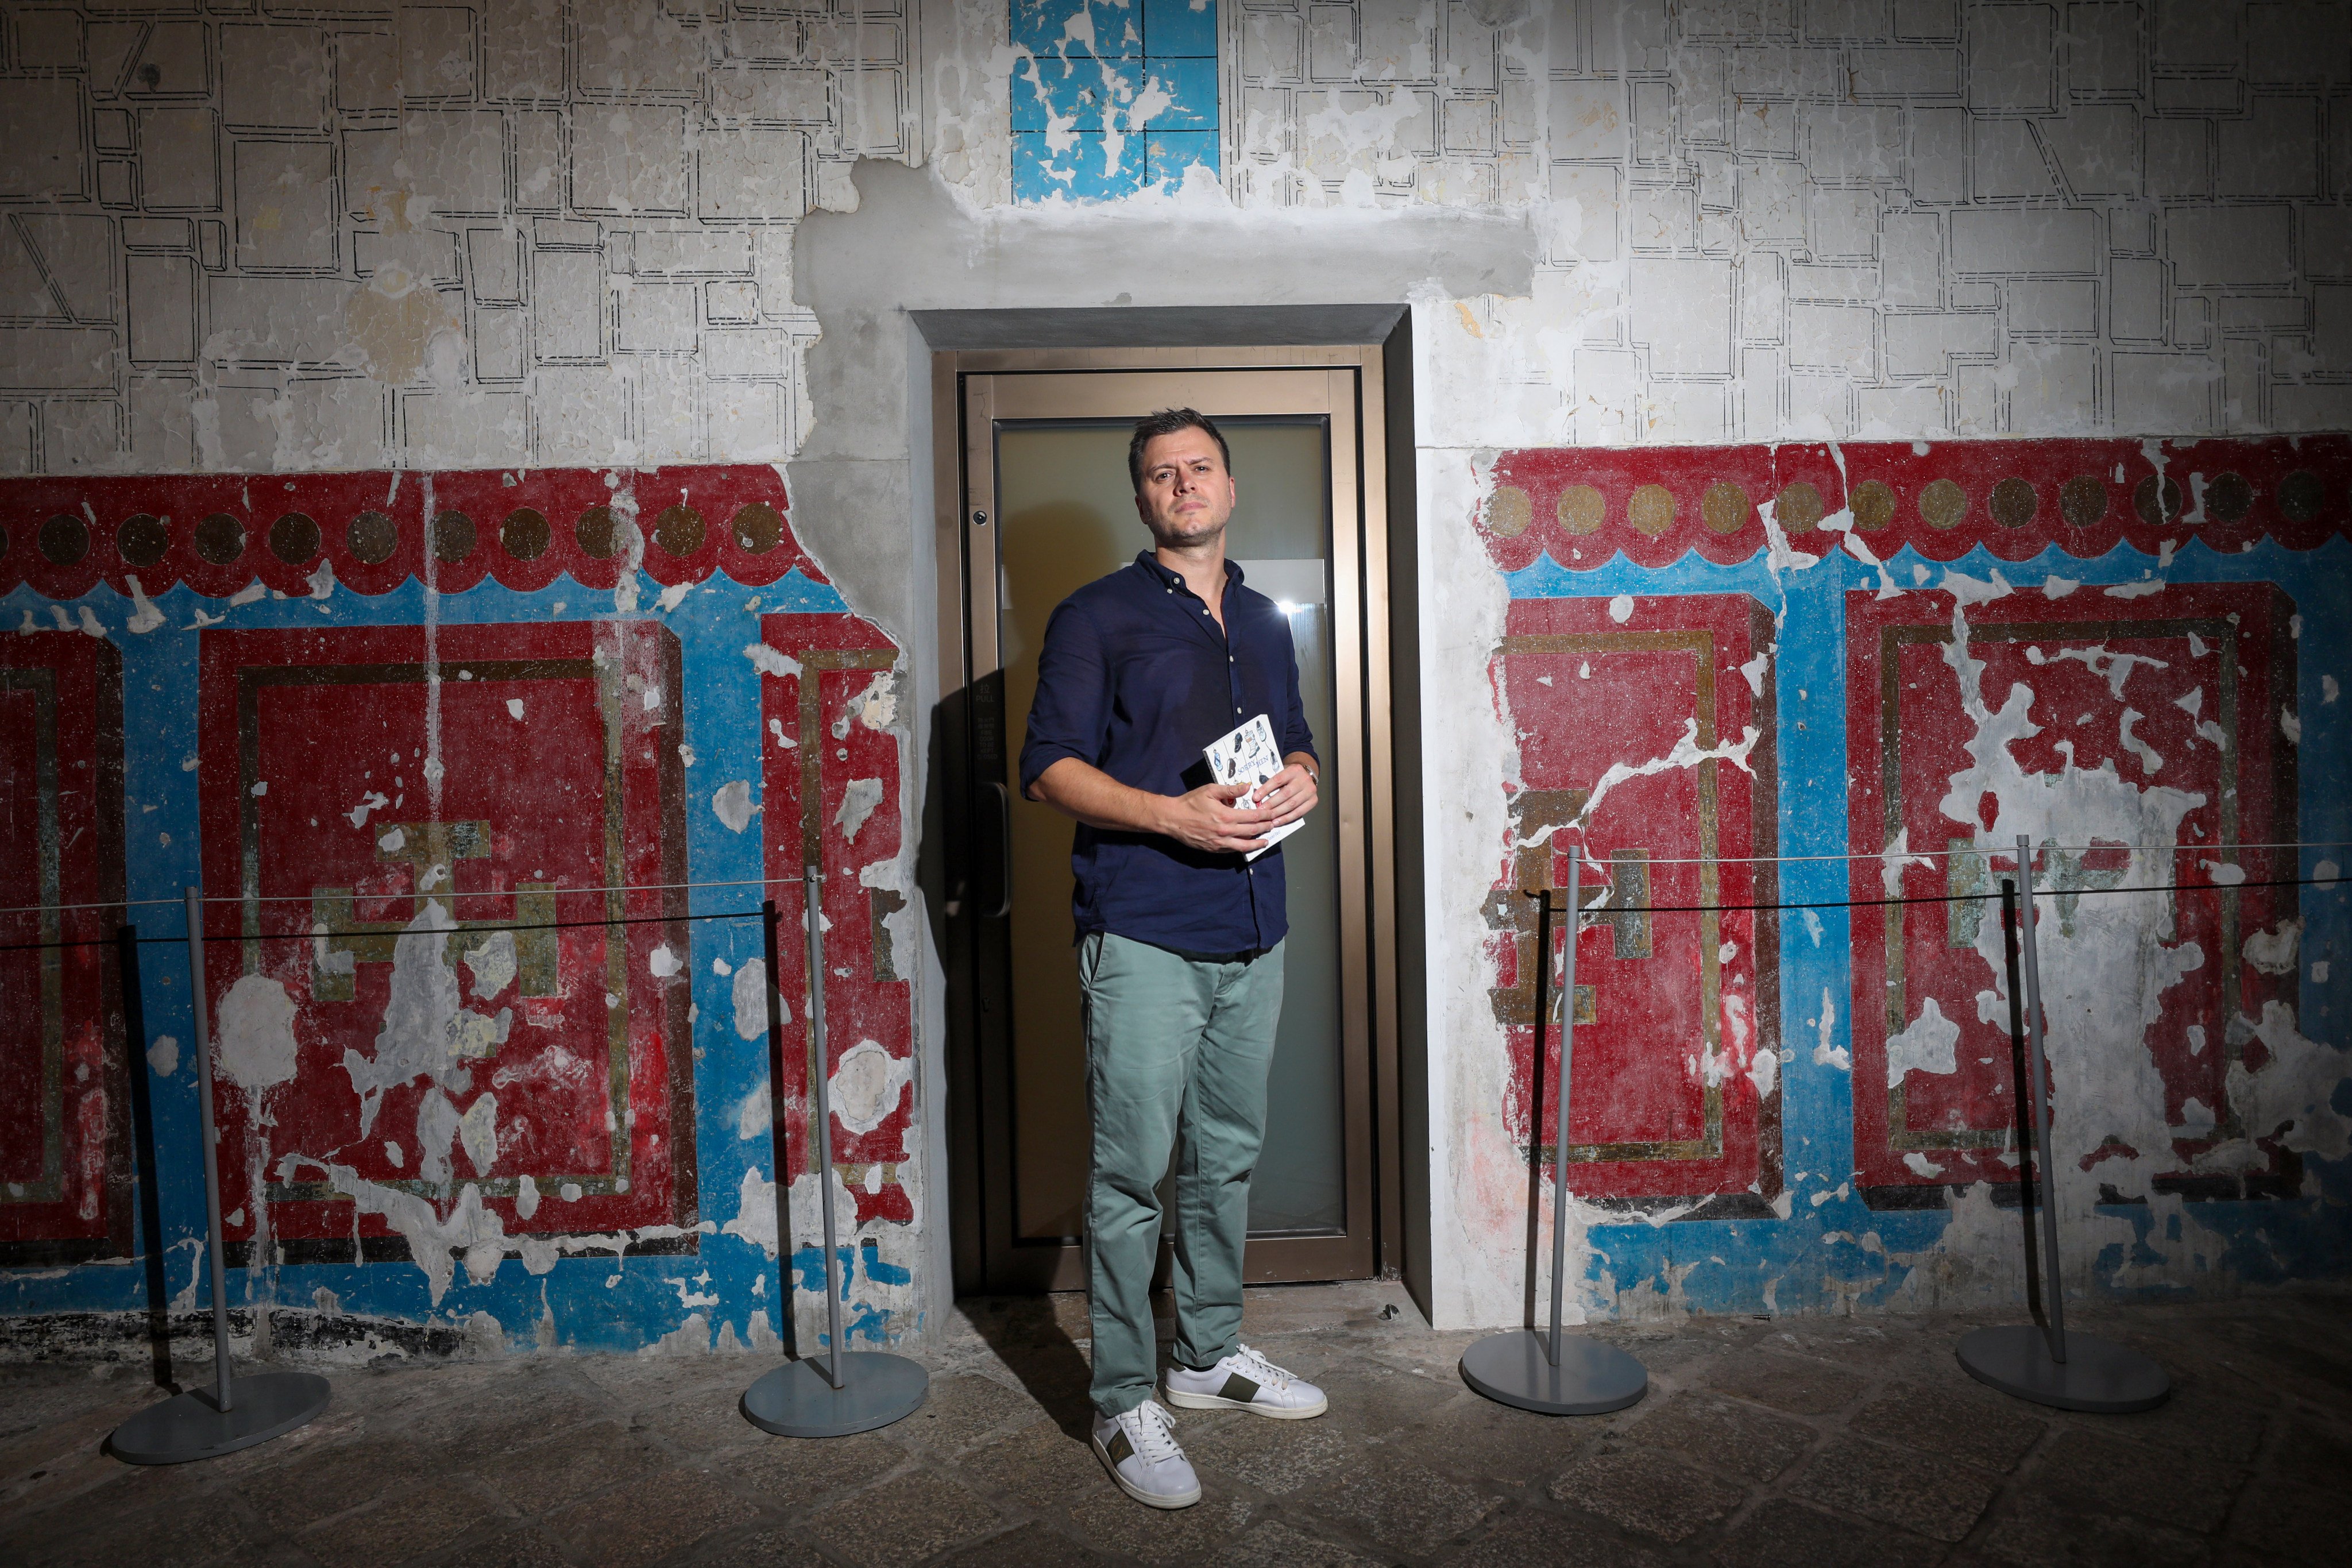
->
[1091,1399,1201,1509]
[1163,1343,1328,1419]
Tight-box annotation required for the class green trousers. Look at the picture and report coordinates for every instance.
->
[1079,931,1285,1418]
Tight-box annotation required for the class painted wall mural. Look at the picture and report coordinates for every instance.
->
[1467,435,2350,1320]
[5,435,2349,1350]
[0,465,921,1356]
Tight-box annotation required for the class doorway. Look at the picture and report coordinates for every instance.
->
[939,351,1395,1293]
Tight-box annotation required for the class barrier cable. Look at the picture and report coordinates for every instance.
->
[0,905,766,955]
[1538,873,2329,918]
[7,846,2346,918]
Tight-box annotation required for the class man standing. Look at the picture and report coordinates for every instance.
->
[1019,408,1329,1509]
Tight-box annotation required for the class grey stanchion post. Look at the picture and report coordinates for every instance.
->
[743,870,928,1437]
[111,889,331,1464]
[1461,848,1648,1416]
[1955,836,2169,1413]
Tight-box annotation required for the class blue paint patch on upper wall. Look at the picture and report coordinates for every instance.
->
[1011,1,1220,202]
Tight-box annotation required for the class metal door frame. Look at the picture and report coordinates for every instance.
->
[932,345,1399,1295]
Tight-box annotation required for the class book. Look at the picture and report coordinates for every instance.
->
[1203,713,1303,863]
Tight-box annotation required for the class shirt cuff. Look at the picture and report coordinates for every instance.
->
[1018,744,1091,797]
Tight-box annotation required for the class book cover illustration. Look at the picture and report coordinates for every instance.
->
[1203,713,1302,863]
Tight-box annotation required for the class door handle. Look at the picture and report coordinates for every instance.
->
[979,782,1012,920]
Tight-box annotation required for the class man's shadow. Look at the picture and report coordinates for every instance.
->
[956,1294,1097,1435]
[913,692,1096,1438]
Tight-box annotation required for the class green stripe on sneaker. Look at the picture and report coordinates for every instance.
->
[1218,1373,1261,1404]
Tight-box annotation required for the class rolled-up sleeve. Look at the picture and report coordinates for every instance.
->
[1018,598,1109,796]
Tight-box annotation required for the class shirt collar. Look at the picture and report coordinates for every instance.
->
[1134,551,1243,594]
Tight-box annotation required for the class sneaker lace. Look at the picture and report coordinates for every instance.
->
[1229,1343,1293,1392]
[1123,1399,1183,1462]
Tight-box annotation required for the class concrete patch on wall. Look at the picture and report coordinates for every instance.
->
[1418,445,1525,1331]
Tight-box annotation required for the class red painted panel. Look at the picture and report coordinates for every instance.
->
[195,621,694,1247]
[0,632,129,1262]
[1847,584,2299,1197]
[757,613,913,1227]
[1490,594,1781,1204]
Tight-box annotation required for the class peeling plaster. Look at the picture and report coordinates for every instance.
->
[711,778,759,833]
[214,976,299,1095]
[341,903,511,1136]
[731,958,775,1041]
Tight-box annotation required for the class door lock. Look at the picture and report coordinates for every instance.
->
[971,509,989,526]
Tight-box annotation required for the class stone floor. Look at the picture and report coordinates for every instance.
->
[2,1284,2346,1567]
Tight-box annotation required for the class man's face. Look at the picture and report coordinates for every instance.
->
[1134,427,1236,550]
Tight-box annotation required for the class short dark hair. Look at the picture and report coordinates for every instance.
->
[1127,407,1231,495]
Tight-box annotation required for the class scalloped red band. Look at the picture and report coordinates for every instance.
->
[0,465,819,601]
[1481,435,2352,573]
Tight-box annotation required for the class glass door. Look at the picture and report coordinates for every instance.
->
[959,368,1377,1291]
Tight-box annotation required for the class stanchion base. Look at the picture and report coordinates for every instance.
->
[1461,1328,1647,1416]
[109,1372,333,1465]
[743,1351,928,1438]
[1957,1325,2169,1413]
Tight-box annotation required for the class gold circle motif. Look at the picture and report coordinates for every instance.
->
[1485,485,1531,538]
[2132,474,2181,526]
[1776,481,1823,532]
[501,508,551,561]
[117,513,170,566]
[347,511,397,563]
[1627,484,1677,537]
[2277,470,2324,523]
[732,503,783,553]
[1990,477,2038,529]
[269,512,320,565]
[2205,472,2253,523]
[1918,477,1968,530]
[1849,480,1895,532]
[576,505,619,559]
[195,512,246,563]
[432,509,476,564]
[2059,476,2106,528]
[654,503,706,557]
[37,513,89,566]
[1700,481,1749,535]
[1557,485,1605,535]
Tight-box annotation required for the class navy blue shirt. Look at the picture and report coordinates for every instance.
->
[1018,552,1317,954]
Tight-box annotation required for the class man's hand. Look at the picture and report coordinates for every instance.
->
[1157,781,1280,854]
[1252,758,1320,829]
[1029,753,1318,853]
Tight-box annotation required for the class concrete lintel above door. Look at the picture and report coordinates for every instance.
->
[911,304,1406,352]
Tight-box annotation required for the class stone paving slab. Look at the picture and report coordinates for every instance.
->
[0,1285,2346,1567]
